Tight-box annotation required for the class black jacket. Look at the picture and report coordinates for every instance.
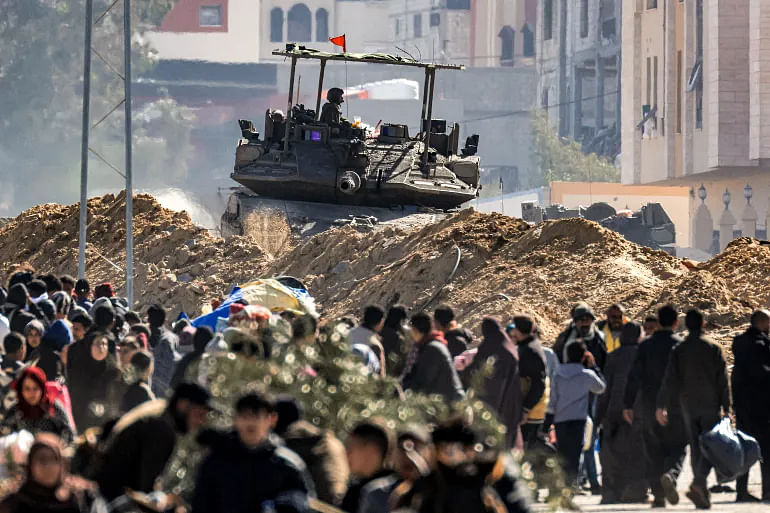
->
[597,342,639,426]
[445,327,474,358]
[657,334,730,416]
[120,381,155,414]
[624,329,683,415]
[192,433,310,513]
[402,335,465,403]
[96,408,181,501]
[516,336,546,414]
[340,469,392,513]
[463,321,521,449]
[732,327,770,428]
[553,324,608,371]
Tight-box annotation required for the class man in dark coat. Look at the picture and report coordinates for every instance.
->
[95,383,212,502]
[553,302,608,370]
[192,392,310,513]
[463,317,522,449]
[434,304,474,358]
[731,309,770,502]
[596,322,647,504]
[508,315,546,447]
[624,304,687,507]
[657,309,730,510]
[402,312,464,403]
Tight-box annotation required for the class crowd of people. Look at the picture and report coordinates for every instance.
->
[0,268,767,512]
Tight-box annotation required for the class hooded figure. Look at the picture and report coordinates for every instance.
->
[38,321,72,381]
[462,317,522,449]
[67,332,123,431]
[170,326,214,389]
[0,437,81,513]
[0,367,74,443]
[380,305,409,375]
[596,322,648,504]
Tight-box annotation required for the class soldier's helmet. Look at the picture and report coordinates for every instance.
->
[327,87,345,105]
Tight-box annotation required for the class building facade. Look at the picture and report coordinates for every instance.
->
[621,0,770,254]
[386,0,537,68]
[536,0,621,156]
[147,0,393,63]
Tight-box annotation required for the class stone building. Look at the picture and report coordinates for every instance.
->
[621,0,770,255]
[386,0,537,68]
[536,0,621,155]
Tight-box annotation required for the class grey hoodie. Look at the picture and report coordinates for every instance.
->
[550,363,606,423]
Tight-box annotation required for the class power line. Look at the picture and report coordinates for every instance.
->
[458,89,619,124]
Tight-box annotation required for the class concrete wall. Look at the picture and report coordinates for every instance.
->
[147,0,261,63]
[473,188,544,218]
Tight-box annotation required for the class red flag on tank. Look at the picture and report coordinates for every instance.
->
[329,34,346,53]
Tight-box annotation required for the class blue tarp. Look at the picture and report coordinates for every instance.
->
[191,286,244,331]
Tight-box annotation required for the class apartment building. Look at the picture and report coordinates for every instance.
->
[621,0,770,254]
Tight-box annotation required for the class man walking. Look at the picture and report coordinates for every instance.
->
[657,309,730,509]
[731,309,770,503]
[624,304,687,507]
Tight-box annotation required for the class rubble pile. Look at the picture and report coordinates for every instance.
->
[268,214,685,342]
[0,193,268,314]
[3,194,768,351]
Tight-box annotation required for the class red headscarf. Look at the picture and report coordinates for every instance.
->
[13,366,53,420]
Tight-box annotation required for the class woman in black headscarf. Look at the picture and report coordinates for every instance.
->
[380,304,409,375]
[462,317,522,449]
[67,332,123,432]
[0,437,82,513]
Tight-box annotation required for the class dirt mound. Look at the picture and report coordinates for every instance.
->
[268,212,683,342]
[701,238,770,310]
[0,192,269,315]
[3,194,762,351]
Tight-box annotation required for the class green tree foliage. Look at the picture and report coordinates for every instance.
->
[161,321,510,498]
[0,0,186,215]
[530,109,620,185]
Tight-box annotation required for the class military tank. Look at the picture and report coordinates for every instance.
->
[222,44,480,237]
[522,201,677,254]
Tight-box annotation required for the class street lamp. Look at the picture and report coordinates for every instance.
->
[722,189,731,210]
[744,183,753,204]
[698,184,707,203]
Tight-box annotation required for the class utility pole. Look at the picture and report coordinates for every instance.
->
[124,0,134,305]
[78,0,93,279]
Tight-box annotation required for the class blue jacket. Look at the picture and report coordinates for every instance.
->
[550,363,606,423]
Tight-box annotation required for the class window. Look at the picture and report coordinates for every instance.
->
[602,18,616,39]
[499,26,515,66]
[653,56,658,107]
[522,24,534,57]
[270,8,283,42]
[413,14,422,38]
[199,5,222,27]
[430,12,440,27]
[544,0,553,40]
[446,0,470,9]
[542,88,549,109]
[647,0,658,8]
[676,51,682,133]
[580,0,589,38]
[315,9,328,41]
[287,3,311,42]
[395,18,400,36]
